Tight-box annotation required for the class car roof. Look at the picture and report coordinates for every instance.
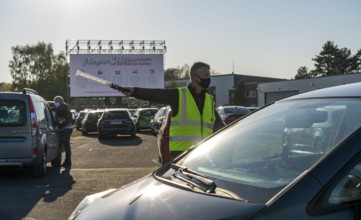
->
[136,108,158,111]
[87,109,104,113]
[137,107,158,109]
[0,91,40,96]
[281,82,361,102]
[79,109,91,112]
[217,105,247,109]
[105,108,129,111]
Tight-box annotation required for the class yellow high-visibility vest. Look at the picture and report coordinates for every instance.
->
[169,87,215,151]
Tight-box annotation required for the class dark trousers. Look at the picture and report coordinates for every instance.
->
[62,128,73,161]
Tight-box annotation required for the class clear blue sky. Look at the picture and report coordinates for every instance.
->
[1,0,360,83]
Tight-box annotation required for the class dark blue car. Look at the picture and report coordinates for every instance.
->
[70,82,361,220]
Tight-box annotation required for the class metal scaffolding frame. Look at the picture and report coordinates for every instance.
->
[65,40,166,56]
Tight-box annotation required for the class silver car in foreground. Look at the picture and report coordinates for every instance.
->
[0,89,61,177]
[70,82,361,219]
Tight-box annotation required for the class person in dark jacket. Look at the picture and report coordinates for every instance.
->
[121,61,225,159]
[53,96,73,168]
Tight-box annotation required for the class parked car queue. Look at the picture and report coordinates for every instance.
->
[74,107,160,137]
[73,104,256,165]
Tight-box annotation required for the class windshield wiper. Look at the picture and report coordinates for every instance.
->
[171,163,216,193]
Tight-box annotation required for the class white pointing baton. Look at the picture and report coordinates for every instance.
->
[75,70,130,93]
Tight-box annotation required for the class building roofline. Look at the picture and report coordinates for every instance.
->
[258,72,361,86]
[211,73,287,80]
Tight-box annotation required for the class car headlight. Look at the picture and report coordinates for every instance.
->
[68,188,117,220]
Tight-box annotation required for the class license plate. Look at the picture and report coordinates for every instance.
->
[110,121,122,125]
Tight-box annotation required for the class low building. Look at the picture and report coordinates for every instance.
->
[210,73,286,107]
[258,72,361,107]
[167,73,286,107]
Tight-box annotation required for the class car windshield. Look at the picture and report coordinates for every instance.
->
[104,111,129,120]
[140,109,157,117]
[168,98,361,204]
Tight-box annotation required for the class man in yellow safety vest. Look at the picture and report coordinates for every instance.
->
[122,61,225,159]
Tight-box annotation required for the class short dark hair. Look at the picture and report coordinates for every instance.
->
[190,62,210,75]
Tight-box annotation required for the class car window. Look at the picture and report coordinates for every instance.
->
[224,108,249,114]
[0,100,26,126]
[328,161,361,204]
[216,108,224,114]
[140,109,157,117]
[44,104,56,128]
[104,111,130,120]
[84,113,94,121]
[32,98,46,126]
[174,98,361,204]
[95,112,103,118]
[159,109,166,117]
[155,108,165,118]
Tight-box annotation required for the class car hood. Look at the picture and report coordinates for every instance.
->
[73,174,265,220]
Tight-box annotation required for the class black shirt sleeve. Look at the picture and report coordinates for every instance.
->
[132,87,180,116]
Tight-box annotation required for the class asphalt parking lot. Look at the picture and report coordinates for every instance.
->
[0,132,160,220]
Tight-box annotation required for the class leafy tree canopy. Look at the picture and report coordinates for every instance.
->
[164,65,189,81]
[294,66,311,79]
[8,42,69,100]
[295,41,361,79]
[0,82,12,92]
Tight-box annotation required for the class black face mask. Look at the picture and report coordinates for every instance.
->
[198,77,211,88]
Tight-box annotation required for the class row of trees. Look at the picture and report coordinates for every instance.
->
[6,42,69,101]
[295,41,361,79]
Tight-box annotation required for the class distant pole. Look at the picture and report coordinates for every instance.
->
[66,72,70,103]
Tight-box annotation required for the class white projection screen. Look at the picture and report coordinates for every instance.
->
[70,54,164,97]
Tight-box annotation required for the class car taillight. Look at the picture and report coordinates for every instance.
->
[124,119,134,124]
[33,147,38,155]
[99,120,106,125]
[28,96,38,136]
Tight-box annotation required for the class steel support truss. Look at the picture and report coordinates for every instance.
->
[66,40,166,56]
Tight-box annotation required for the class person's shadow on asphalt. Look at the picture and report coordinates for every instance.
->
[43,167,76,202]
[0,166,76,219]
